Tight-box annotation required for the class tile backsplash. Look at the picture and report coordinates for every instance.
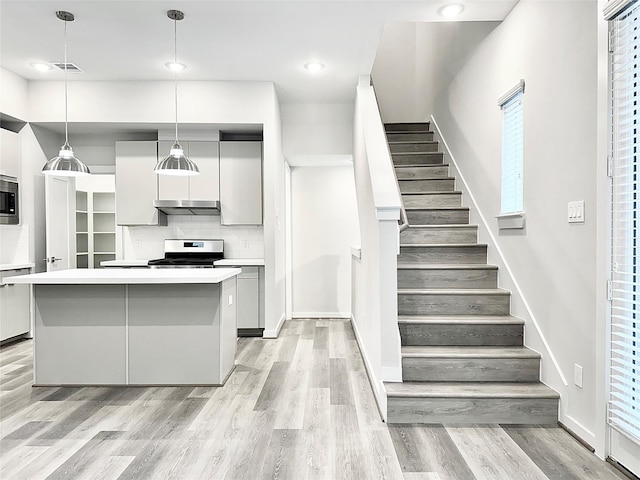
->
[122,216,264,260]
[0,224,30,264]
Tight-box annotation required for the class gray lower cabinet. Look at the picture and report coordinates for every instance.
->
[115,141,167,226]
[0,268,31,342]
[220,141,262,225]
[236,266,265,336]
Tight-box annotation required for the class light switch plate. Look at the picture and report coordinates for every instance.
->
[228,294,233,306]
[568,200,585,223]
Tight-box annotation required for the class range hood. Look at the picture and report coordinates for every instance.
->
[153,200,220,215]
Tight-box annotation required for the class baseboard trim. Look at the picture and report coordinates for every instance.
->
[430,114,568,388]
[263,314,285,338]
[560,414,597,452]
[292,312,351,319]
[350,315,387,421]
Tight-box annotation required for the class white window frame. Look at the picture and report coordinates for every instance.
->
[607,0,640,453]
[496,79,526,230]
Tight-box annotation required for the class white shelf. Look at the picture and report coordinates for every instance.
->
[75,188,117,269]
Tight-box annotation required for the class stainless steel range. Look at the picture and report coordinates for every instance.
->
[148,239,224,268]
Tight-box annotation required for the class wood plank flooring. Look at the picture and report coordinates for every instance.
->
[0,319,629,480]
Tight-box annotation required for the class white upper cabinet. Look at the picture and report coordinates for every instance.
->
[220,141,262,225]
[115,141,166,226]
[188,142,220,201]
[0,128,21,178]
[157,141,220,202]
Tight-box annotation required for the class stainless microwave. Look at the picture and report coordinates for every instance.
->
[0,175,19,225]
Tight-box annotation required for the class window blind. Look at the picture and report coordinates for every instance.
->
[500,91,524,214]
[610,0,640,444]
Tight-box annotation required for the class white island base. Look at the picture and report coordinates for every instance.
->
[7,268,240,386]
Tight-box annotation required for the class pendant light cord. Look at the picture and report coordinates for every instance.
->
[174,17,179,144]
[64,18,69,146]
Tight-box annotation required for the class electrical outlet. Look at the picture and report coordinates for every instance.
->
[574,364,583,388]
[568,200,585,223]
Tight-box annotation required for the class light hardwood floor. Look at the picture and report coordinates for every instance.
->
[0,319,630,480]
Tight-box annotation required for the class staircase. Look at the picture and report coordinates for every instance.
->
[383,122,559,424]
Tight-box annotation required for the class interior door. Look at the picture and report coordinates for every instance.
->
[45,176,73,272]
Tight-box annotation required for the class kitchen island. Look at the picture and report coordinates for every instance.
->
[4,268,241,386]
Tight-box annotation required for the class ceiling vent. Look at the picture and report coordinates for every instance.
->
[52,62,83,73]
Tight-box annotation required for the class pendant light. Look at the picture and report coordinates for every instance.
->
[42,11,90,177]
[154,10,199,176]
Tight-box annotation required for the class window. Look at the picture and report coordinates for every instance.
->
[609,0,640,446]
[500,83,524,215]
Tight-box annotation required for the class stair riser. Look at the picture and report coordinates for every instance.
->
[402,357,540,382]
[399,179,455,193]
[397,268,497,289]
[393,153,444,165]
[399,323,523,346]
[399,246,487,264]
[398,293,510,315]
[385,123,431,132]
[387,132,435,142]
[386,397,559,424]
[395,166,449,179]
[390,142,439,153]
[403,194,462,208]
[407,209,469,225]
[401,228,478,244]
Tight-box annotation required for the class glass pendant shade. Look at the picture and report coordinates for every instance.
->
[154,142,199,176]
[43,143,90,177]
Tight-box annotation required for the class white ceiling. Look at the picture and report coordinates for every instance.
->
[0,0,519,104]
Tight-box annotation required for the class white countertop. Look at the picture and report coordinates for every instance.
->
[3,267,241,285]
[214,259,265,266]
[0,263,35,272]
[100,259,150,267]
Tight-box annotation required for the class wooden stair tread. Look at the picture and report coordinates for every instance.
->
[397,263,498,270]
[384,381,559,399]
[395,163,450,168]
[398,315,524,325]
[402,191,462,195]
[397,288,510,295]
[400,243,487,248]
[404,206,468,211]
[401,345,540,359]
[388,140,438,145]
[406,224,477,229]
[399,176,455,181]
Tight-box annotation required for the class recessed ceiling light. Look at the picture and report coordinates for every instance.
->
[439,4,465,17]
[304,62,324,73]
[165,61,186,71]
[31,62,53,72]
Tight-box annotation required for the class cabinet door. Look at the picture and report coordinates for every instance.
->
[237,268,259,329]
[1,269,31,340]
[0,128,21,178]
[188,142,220,201]
[115,141,165,226]
[157,141,190,200]
[220,142,262,225]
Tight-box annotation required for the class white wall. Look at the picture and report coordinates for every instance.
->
[1,67,28,121]
[372,1,601,448]
[290,165,359,317]
[281,103,354,161]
